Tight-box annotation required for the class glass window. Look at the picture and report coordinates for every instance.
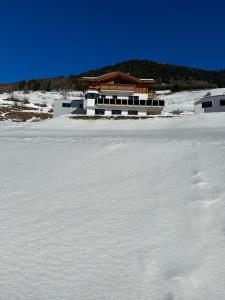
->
[134,96,139,101]
[95,109,105,115]
[202,101,212,108]
[128,110,138,115]
[79,103,83,109]
[122,99,127,105]
[85,93,98,99]
[147,100,152,106]
[104,98,109,104]
[110,98,116,105]
[140,100,146,106]
[62,103,71,108]
[116,99,121,105]
[112,110,122,115]
[159,100,165,106]
[220,99,225,106]
[153,100,158,106]
[98,98,103,104]
[128,98,133,105]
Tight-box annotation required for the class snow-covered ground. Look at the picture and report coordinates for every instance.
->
[0,113,225,299]
[0,91,83,113]
[160,88,225,112]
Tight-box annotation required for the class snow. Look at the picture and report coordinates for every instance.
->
[0,91,83,113]
[161,88,225,112]
[0,113,225,299]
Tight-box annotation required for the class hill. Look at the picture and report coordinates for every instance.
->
[1,59,225,93]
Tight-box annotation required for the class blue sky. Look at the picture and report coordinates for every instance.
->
[1,0,225,83]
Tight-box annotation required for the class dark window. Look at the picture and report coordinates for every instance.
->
[112,110,122,115]
[110,98,116,105]
[122,99,127,105]
[134,96,139,101]
[159,100,165,106]
[98,98,103,104]
[202,101,212,108]
[79,103,83,109]
[134,99,139,105]
[146,100,152,106]
[128,97,133,105]
[116,98,121,105]
[95,109,105,115]
[220,99,225,106]
[62,103,71,108]
[128,110,138,115]
[104,98,109,104]
[112,95,117,99]
[140,100,146,106]
[153,100,158,106]
[85,93,98,99]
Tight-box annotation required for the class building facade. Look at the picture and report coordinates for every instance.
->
[53,71,165,117]
[82,72,164,116]
[53,98,85,117]
[195,95,225,113]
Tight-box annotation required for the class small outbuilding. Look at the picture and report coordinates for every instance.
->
[195,95,225,113]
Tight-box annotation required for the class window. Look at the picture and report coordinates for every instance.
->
[104,98,109,104]
[110,98,116,105]
[220,99,225,106]
[134,99,139,105]
[159,100,165,106]
[112,110,122,115]
[95,109,105,115]
[202,101,212,108]
[113,95,117,99]
[140,100,146,106]
[98,98,103,104]
[134,96,139,101]
[153,100,158,106]
[128,96,133,105]
[146,100,152,106]
[128,110,138,115]
[85,93,98,99]
[122,99,127,105]
[79,103,83,109]
[116,98,121,105]
[62,103,71,108]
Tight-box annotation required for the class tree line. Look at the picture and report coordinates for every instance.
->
[1,59,225,93]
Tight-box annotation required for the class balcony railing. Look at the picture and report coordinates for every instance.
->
[100,84,135,92]
[96,98,164,107]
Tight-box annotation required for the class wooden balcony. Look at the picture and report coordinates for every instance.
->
[100,84,135,92]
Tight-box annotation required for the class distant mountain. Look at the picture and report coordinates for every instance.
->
[1,59,225,93]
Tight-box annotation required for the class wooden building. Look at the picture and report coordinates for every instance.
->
[81,71,164,116]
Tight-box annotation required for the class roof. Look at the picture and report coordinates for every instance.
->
[82,71,155,84]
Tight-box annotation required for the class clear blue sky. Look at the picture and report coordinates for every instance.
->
[1,0,225,83]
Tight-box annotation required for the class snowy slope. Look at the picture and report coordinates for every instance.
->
[0,114,225,299]
[161,88,225,112]
[1,87,225,115]
[0,91,83,113]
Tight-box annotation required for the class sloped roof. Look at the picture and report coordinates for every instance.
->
[82,71,155,84]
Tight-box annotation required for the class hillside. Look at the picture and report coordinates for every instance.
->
[1,60,225,93]
[1,88,225,122]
